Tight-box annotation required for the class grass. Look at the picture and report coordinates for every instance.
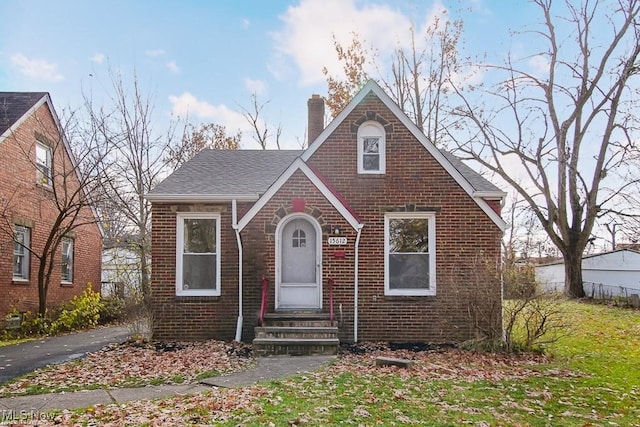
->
[220,300,640,426]
[0,336,35,347]
[6,300,640,426]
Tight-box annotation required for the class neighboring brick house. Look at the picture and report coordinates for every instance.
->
[0,92,102,319]
[147,80,506,346]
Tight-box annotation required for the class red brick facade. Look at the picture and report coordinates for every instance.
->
[150,88,503,343]
[0,98,102,318]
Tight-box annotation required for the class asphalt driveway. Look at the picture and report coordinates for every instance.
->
[0,324,131,384]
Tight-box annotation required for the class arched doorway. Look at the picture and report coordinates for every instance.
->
[276,214,322,309]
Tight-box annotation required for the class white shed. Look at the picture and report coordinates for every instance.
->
[535,249,640,298]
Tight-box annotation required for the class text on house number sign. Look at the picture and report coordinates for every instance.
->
[328,236,347,245]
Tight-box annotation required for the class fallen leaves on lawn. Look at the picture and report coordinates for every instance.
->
[327,345,575,383]
[50,386,271,426]
[3,342,591,426]
[0,340,253,396]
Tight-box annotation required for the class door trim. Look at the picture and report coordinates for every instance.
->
[275,213,323,310]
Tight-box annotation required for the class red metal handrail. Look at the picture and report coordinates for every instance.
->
[259,276,269,326]
[328,278,335,322]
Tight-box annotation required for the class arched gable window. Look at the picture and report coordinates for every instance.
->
[357,121,385,174]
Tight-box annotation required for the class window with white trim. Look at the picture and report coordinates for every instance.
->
[357,121,385,174]
[384,212,436,296]
[176,212,220,296]
[13,225,31,280]
[61,237,74,283]
[35,142,52,186]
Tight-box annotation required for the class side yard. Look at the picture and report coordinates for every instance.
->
[2,301,639,426]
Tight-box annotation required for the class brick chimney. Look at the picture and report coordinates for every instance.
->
[307,94,325,145]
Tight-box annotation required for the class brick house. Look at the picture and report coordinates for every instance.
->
[0,92,103,319]
[147,80,505,352]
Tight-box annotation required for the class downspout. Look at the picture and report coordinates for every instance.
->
[354,225,363,343]
[232,199,243,342]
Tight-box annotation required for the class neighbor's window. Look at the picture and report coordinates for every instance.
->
[357,121,385,174]
[176,212,220,296]
[35,142,52,186]
[13,225,31,280]
[384,212,436,296]
[61,237,74,283]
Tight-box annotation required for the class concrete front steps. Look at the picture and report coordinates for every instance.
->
[253,312,339,356]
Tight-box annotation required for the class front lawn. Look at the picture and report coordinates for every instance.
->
[228,302,639,426]
[15,301,640,426]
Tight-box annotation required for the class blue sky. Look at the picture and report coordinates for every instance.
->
[0,0,536,149]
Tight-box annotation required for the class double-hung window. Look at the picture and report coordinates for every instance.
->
[35,142,52,186]
[384,212,436,296]
[176,212,220,296]
[357,121,385,174]
[61,237,74,283]
[13,225,31,280]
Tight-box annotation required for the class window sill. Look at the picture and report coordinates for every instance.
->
[11,279,30,285]
[384,291,436,297]
[36,181,53,189]
[357,172,385,178]
[61,282,74,287]
[175,291,220,298]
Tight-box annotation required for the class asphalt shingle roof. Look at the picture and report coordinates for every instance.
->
[150,147,501,198]
[0,92,47,136]
[149,149,303,197]
[440,149,503,194]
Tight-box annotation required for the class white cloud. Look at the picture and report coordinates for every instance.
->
[242,18,250,28]
[166,60,181,74]
[270,0,411,85]
[169,92,247,130]
[528,54,550,75]
[145,49,166,57]
[244,78,266,96]
[91,53,105,64]
[11,54,63,82]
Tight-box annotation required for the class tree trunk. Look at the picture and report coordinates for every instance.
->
[563,250,585,298]
[37,258,48,316]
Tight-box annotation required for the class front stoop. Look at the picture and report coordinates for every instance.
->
[253,312,339,356]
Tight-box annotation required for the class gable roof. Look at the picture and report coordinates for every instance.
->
[301,79,506,229]
[0,92,48,139]
[148,81,506,229]
[237,158,363,232]
[0,91,104,238]
[146,149,302,202]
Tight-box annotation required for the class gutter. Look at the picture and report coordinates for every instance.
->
[354,225,363,342]
[232,199,243,342]
[145,193,260,203]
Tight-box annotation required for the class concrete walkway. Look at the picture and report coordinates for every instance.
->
[0,355,336,412]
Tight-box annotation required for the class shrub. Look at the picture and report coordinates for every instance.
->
[51,283,104,333]
[20,311,55,336]
[503,294,569,353]
[98,296,126,324]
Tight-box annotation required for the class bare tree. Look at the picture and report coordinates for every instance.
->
[240,93,282,149]
[166,122,241,170]
[323,8,471,149]
[80,70,175,304]
[1,111,109,315]
[451,0,640,297]
[380,14,469,147]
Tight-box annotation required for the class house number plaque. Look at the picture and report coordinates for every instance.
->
[328,236,347,245]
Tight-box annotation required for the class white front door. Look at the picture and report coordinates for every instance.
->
[277,215,321,309]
